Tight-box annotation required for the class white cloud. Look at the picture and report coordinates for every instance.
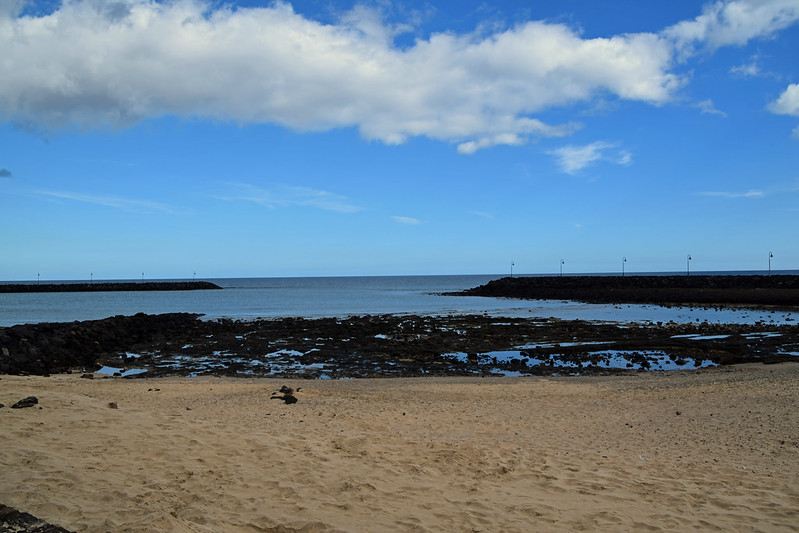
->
[547,141,631,174]
[0,0,680,151]
[392,216,421,224]
[664,0,799,57]
[793,125,799,138]
[33,189,184,214]
[697,190,765,198]
[730,61,761,77]
[769,83,799,116]
[696,99,727,117]
[1,0,798,152]
[616,150,633,166]
[220,183,362,214]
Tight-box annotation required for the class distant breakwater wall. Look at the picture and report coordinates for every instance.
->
[451,275,799,308]
[0,281,222,293]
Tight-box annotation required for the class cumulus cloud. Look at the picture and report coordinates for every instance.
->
[0,168,11,177]
[547,141,632,174]
[664,0,799,57]
[219,183,362,214]
[769,83,799,116]
[0,0,681,151]
[1,0,797,152]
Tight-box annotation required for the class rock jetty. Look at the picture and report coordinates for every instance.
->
[449,275,799,308]
[0,281,222,293]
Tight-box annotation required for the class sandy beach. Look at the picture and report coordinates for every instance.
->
[2,364,798,532]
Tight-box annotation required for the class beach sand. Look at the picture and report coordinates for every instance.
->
[2,365,798,532]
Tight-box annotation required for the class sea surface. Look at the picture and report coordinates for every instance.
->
[1,272,797,327]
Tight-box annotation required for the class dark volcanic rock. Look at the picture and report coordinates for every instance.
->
[0,504,73,532]
[0,313,203,375]
[11,396,38,409]
[2,311,798,378]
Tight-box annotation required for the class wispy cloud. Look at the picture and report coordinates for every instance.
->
[697,190,765,199]
[470,211,494,219]
[730,61,761,77]
[547,141,632,174]
[695,99,727,117]
[34,190,186,214]
[392,216,421,225]
[220,183,362,214]
[0,168,11,178]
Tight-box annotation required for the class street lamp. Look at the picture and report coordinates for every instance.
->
[769,252,773,275]
[560,259,565,277]
[510,261,514,278]
[687,255,692,276]
[622,257,627,277]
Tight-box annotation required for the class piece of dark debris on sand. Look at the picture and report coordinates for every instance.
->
[271,385,299,404]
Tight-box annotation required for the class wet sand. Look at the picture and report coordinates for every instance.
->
[2,364,798,532]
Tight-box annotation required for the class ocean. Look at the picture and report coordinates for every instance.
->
[1,273,797,327]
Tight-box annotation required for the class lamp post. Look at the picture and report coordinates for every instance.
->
[687,255,692,276]
[622,257,627,277]
[510,261,514,278]
[560,259,565,277]
[769,252,773,275]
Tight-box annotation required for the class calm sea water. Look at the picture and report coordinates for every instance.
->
[1,273,797,327]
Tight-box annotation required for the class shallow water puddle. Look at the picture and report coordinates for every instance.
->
[95,366,149,377]
[442,349,715,375]
[670,334,731,340]
[743,331,784,339]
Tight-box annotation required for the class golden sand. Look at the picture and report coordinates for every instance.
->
[2,364,798,532]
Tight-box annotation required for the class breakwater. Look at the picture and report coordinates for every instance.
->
[450,275,799,307]
[0,281,222,293]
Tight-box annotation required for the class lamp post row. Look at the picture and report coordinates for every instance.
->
[507,252,776,277]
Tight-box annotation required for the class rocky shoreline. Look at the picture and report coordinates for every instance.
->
[1,312,797,378]
[448,274,799,308]
[0,281,222,293]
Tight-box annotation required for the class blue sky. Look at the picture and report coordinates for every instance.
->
[1,0,798,280]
